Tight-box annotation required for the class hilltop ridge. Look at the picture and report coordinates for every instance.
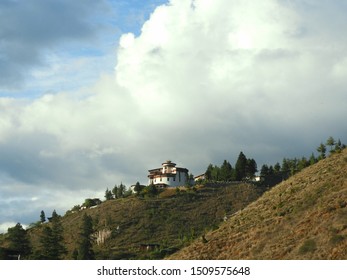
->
[24,182,264,259]
[168,148,347,259]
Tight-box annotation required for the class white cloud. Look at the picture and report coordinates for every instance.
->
[115,0,346,144]
[1,0,347,227]
[0,222,17,234]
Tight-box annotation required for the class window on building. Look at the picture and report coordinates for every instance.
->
[167,177,169,181]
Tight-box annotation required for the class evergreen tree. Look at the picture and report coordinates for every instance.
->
[104,188,113,200]
[50,210,66,259]
[211,165,220,181]
[281,158,290,173]
[78,214,94,260]
[39,226,55,259]
[245,158,257,179]
[260,164,270,178]
[51,209,59,220]
[334,139,344,152]
[112,185,118,199]
[326,136,335,153]
[274,162,281,173]
[40,210,46,223]
[317,143,326,160]
[7,223,31,258]
[39,210,66,259]
[234,152,247,181]
[220,160,233,181]
[145,184,158,197]
[205,164,214,181]
[117,183,125,198]
[309,153,317,165]
[134,182,144,194]
[298,157,309,171]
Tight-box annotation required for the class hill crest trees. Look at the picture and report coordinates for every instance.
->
[205,152,257,182]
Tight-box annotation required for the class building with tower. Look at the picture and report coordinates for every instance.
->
[148,160,191,187]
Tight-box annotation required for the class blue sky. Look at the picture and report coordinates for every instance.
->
[1,0,347,232]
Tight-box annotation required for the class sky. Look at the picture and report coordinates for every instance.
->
[0,0,346,233]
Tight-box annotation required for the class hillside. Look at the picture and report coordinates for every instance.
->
[168,149,347,259]
[27,182,265,259]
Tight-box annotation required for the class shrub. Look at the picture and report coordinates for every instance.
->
[299,239,317,254]
[329,234,345,245]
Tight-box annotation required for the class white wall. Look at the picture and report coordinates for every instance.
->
[149,171,189,187]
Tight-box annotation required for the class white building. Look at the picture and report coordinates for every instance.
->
[194,173,206,182]
[148,160,190,187]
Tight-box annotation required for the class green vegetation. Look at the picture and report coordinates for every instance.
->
[40,210,46,223]
[202,137,345,190]
[299,239,317,255]
[35,210,67,259]
[205,151,257,182]
[77,214,95,260]
[260,137,346,188]
[6,223,31,258]
[104,183,132,201]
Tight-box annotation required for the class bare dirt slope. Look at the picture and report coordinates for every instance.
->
[169,149,347,259]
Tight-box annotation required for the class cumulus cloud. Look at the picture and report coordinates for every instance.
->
[116,0,347,159]
[1,0,347,230]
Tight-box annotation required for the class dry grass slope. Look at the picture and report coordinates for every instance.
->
[169,149,347,259]
[27,182,264,259]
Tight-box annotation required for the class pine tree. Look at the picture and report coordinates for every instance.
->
[112,185,118,198]
[39,210,66,259]
[281,158,290,173]
[50,211,66,259]
[298,157,309,171]
[211,165,220,181]
[326,136,335,153]
[134,182,144,194]
[117,183,126,198]
[39,226,55,259]
[220,160,233,181]
[260,164,270,178]
[334,139,343,152]
[104,188,113,200]
[205,164,214,181]
[245,158,257,179]
[309,153,317,165]
[234,152,247,181]
[40,210,46,223]
[78,214,94,260]
[7,223,31,258]
[317,143,326,160]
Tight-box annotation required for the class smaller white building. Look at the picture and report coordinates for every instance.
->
[194,173,206,182]
[148,160,190,187]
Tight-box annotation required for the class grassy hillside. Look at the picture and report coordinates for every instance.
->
[27,182,265,259]
[168,149,347,259]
